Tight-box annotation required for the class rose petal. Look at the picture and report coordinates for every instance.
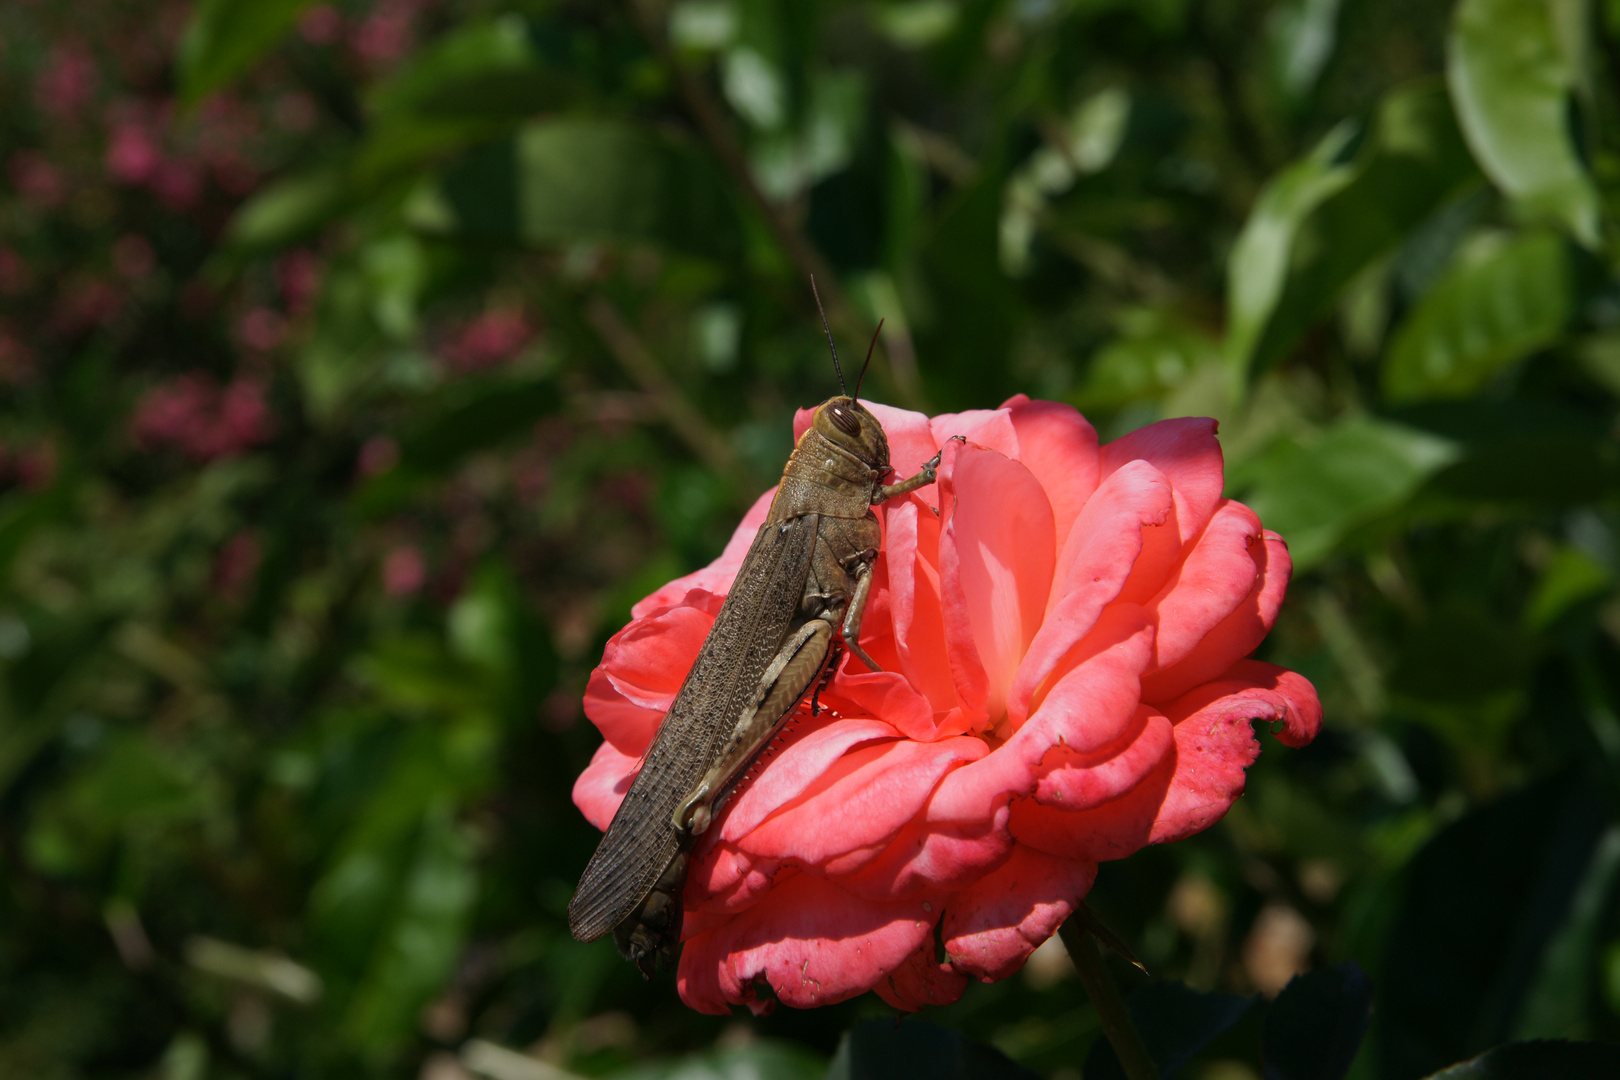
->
[571,738,641,830]
[739,737,986,868]
[881,498,959,714]
[1099,416,1224,546]
[938,445,1055,725]
[586,594,721,755]
[1141,529,1291,704]
[1143,500,1263,674]
[1008,750,1176,862]
[930,605,1156,824]
[942,845,1097,982]
[931,407,1019,460]
[676,873,939,1013]
[1033,705,1176,812]
[1010,460,1172,727]
[831,668,942,742]
[874,938,970,1010]
[1003,395,1101,556]
[715,718,899,842]
[833,778,1010,901]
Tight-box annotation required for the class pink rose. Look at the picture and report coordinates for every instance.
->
[573,396,1320,1015]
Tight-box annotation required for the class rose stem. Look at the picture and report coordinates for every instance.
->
[1058,913,1157,1080]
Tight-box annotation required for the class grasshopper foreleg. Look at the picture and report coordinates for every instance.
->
[874,436,964,504]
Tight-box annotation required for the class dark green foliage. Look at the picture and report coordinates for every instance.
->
[3,0,1620,1077]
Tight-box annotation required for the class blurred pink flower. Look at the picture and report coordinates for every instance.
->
[0,329,36,384]
[357,435,401,478]
[107,124,162,185]
[237,308,288,353]
[151,159,202,211]
[299,4,344,45]
[9,152,66,208]
[36,46,97,121]
[16,438,58,491]
[131,374,275,461]
[382,545,427,596]
[277,251,322,317]
[0,248,33,296]
[353,0,418,65]
[213,530,263,601]
[443,309,532,372]
[112,235,156,280]
[574,397,1321,1014]
[51,278,124,336]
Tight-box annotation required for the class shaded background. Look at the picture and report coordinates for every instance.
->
[2,0,1619,1077]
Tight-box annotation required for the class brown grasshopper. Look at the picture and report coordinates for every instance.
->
[568,288,955,975]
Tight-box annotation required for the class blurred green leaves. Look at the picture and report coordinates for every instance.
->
[1448,0,1602,246]
[9,0,1620,1076]
[1382,230,1571,402]
[178,0,315,104]
[1234,416,1461,569]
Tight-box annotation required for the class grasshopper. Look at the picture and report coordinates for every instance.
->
[568,289,954,975]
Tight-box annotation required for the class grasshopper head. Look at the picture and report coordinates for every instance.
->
[812,396,891,472]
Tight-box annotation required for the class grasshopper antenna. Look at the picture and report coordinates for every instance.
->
[855,319,883,402]
[810,276,846,397]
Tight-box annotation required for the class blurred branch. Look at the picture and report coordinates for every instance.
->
[626,0,911,400]
[584,295,738,477]
[1060,912,1157,1080]
[1189,0,1275,182]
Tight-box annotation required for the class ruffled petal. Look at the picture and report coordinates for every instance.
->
[880,498,959,715]
[1032,705,1176,812]
[930,605,1155,824]
[1144,500,1263,673]
[833,779,1010,901]
[571,739,641,830]
[1011,460,1172,727]
[716,718,899,842]
[1002,395,1101,556]
[738,737,986,868]
[942,845,1097,982]
[873,939,970,1010]
[931,407,1020,461]
[676,873,939,1014]
[938,444,1055,725]
[1099,416,1224,547]
[1140,528,1291,704]
[585,593,721,755]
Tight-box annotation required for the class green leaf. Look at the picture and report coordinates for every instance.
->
[608,1040,825,1080]
[366,16,541,120]
[1516,828,1620,1039]
[1382,230,1572,403]
[1085,982,1257,1080]
[225,166,349,253]
[1448,0,1601,246]
[827,1020,1042,1080]
[1525,546,1613,633]
[1379,776,1609,1078]
[434,119,743,261]
[1262,964,1374,1080]
[1424,1040,1620,1079]
[1234,415,1462,569]
[177,0,314,104]
[1225,81,1481,393]
[342,805,478,1060]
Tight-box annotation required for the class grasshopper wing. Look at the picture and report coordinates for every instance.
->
[568,513,820,943]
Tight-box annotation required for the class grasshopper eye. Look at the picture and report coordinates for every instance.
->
[829,405,861,436]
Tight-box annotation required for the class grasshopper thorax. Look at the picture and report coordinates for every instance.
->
[811,396,890,474]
